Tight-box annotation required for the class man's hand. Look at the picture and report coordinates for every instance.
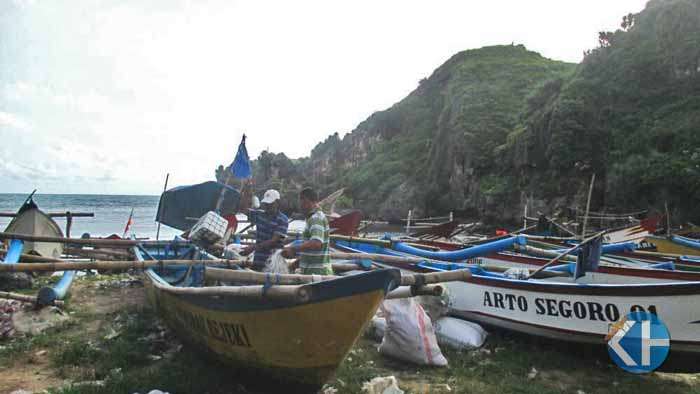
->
[239,244,255,256]
[281,246,296,259]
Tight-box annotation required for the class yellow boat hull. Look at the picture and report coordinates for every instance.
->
[143,267,398,391]
[644,236,700,256]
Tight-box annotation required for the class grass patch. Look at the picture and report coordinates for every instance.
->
[330,330,700,394]
[0,319,80,367]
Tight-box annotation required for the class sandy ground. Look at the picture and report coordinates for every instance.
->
[0,280,146,394]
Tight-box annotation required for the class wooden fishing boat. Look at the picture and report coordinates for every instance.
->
[409,220,460,239]
[601,216,659,243]
[328,210,363,236]
[2,197,76,305]
[4,198,64,258]
[643,235,700,256]
[133,243,401,391]
[332,240,700,353]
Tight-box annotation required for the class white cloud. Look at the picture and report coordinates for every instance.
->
[0,111,29,130]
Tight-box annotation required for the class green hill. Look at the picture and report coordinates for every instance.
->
[230,0,700,223]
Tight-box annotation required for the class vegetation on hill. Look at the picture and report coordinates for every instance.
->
[222,0,700,223]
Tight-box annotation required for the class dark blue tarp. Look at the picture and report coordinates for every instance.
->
[156,181,240,231]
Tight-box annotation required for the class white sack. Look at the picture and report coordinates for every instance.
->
[434,317,488,350]
[378,298,447,366]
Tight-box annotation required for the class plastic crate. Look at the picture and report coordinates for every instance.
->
[190,211,227,244]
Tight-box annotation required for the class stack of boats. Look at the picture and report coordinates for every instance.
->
[5,184,700,389]
[331,224,700,354]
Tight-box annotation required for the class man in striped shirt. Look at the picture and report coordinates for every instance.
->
[282,187,333,275]
[241,189,289,270]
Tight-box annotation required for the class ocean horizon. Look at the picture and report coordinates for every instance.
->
[0,193,181,240]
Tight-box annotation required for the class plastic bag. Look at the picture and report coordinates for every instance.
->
[434,317,487,350]
[378,298,447,366]
[263,250,289,274]
[361,376,404,394]
[367,316,386,342]
[223,244,252,262]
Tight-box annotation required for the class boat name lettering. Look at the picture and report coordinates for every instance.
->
[175,309,252,347]
[205,318,252,348]
[483,291,658,322]
[483,291,528,312]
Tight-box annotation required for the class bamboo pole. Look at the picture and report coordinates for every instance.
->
[479,264,571,278]
[0,250,63,263]
[581,173,596,239]
[513,244,577,262]
[330,235,392,247]
[330,251,425,265]
[65,212,73,238]
[207,267,469,287]
[386,285,444,299]
[526,231,604,279]
[0,212,94,218]
[0,232,140,247]
[149,274,310,302]
[65,247,131,259]
[156,173,170,241]
[0,259,245,273]
[399,269,471,285]
[204,268,452,296]
[0,291,64,306]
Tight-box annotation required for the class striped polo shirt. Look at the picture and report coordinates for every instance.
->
[300,209,331,273]
[248,209,289,266]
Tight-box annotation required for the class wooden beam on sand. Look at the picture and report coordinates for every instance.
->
[0,291,64,306]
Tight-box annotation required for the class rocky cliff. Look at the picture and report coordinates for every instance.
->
[221,0,700,223]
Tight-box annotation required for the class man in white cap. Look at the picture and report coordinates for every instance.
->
[240,189,289,270]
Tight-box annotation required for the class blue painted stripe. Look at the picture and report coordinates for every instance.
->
[392,236,526,261]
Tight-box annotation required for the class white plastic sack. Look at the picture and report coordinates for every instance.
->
[378,298,448,366]
[417,286,451,321]
[434,317,488,350]
[361,376,404,394]
[263,250,289,274]
[368,316,386,342]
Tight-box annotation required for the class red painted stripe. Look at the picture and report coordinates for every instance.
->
[416,303,433,363]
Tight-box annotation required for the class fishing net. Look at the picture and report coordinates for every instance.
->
[263,250,290,274]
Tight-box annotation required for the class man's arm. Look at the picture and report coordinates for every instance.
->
[282,218,324,257]
[281,239,322,258]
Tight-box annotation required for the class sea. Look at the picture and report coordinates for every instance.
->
[0,193,182,240]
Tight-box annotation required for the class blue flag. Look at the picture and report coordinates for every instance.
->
[229,135,251,179]
[574,236,602,279]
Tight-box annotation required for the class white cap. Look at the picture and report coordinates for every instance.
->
[260,189,281,204]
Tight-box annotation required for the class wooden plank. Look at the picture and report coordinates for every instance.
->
[0,212,94,218]
[0,232,140,247]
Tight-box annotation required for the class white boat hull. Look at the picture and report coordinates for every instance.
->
[445,277,700,353]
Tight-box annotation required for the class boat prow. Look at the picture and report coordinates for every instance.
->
[4,199,64,258]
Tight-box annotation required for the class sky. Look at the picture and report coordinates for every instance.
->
[0,0,649,195]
